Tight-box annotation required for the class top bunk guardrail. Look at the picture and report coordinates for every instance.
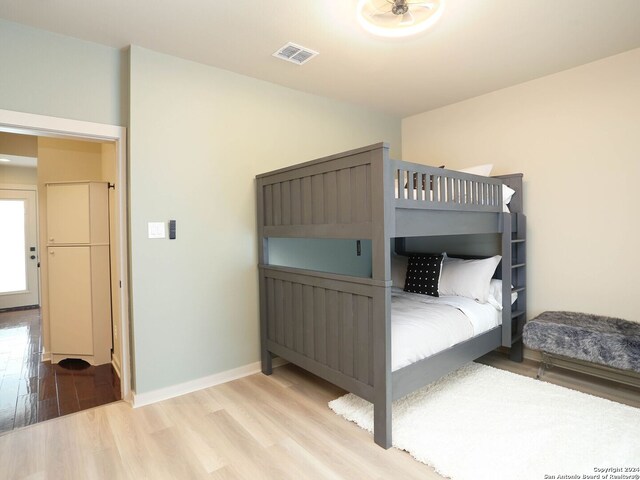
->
[391,159,503,213]
[256,143,507,239]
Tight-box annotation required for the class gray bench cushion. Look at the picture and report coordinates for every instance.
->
[523,311,640,373]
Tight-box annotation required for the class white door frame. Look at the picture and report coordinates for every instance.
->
[0,108,132,403]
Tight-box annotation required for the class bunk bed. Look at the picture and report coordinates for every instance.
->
[256,143,526,448]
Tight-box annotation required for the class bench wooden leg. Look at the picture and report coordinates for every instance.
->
[536,352,551,379]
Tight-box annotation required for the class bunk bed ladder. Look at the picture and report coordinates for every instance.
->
[502,212,527,362]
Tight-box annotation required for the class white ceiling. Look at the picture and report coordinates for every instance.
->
[1,0,640,117]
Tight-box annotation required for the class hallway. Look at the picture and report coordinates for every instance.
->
[0,308,120,435]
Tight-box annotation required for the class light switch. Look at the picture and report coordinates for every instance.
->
[148,222,166,239]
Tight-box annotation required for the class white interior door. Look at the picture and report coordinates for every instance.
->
[0,188,39,309]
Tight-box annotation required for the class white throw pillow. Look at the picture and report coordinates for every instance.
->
[502,184,516,212]
[458,164,493,177]
[442,252,462,263]
[438,255,501,303]
[488,279,519,309]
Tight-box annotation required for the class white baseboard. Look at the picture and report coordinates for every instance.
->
[132,357,288,408]
[41,349,51,362]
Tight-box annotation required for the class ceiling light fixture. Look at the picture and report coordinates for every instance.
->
[356,0,445,38]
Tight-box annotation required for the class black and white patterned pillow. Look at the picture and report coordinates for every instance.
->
[403,254,444,297]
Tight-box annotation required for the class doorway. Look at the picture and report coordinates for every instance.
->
[0,187,39,309]
[0,109,130,433]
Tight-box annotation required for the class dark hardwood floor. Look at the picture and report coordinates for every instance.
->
[0,308,120,435]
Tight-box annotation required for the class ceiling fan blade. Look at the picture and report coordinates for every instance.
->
[407,1,435,9]
[400,11,414,25]
[371,10,397,20]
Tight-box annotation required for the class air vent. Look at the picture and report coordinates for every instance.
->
[272,42,319,65]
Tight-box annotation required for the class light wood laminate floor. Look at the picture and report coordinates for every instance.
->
[1,353,639,479]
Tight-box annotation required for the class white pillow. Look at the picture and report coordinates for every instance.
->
[442,252,462,263]
[391,253,409,288]
[502,184,516,212]
[438,255,501,303]
[457,164,493,177]
[488,279,519,309]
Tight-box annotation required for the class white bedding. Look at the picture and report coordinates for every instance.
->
[391,288,501,371]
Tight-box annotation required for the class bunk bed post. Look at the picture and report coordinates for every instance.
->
[370,144,394,449]
[496,173,526,363]
[256,177,272,375]
[501,212,513,349]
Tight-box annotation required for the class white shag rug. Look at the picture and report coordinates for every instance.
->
[329,363,640,480]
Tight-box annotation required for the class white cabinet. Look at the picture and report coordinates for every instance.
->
[47,182,109,245]
[46,182,112,365]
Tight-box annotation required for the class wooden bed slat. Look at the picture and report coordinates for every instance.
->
[272,183,282,226]
[355,294,371,384]
[281,181,291,225]
[266,277,275,341]
[283,281,294,349]
[326,289,339,370]
[341,292,354,377]
[365,166,372,221]
[290,178,301,225]
[302,284,314,359]
[264,184,273,226]
[311,174,324,225]
[302,176,312,225]
[353,165,369,222]
[292,283,303,352]
[337,168,352,224]
[324,170,338,224]
[274,279,284,345]
[313,287,327,364]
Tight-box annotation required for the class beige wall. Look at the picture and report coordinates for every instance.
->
[129,46,402,393]
[0,132,39,185]
[37,137,105,357]
[0,165,37,185]
[0,132,38,157]
[403,47,640,321]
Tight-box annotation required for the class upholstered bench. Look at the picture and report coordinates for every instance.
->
[523,311,640,385]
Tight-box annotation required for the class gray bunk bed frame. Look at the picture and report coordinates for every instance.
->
[256,143,526,449]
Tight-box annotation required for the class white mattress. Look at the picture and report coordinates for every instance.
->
[391,288,501,371]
